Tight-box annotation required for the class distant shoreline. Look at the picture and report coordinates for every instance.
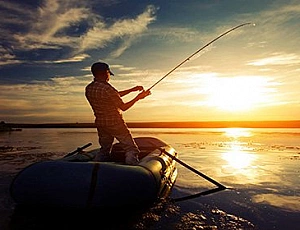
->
[6,120,300,128]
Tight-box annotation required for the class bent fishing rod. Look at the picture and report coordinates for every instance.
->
[147,22,255,91]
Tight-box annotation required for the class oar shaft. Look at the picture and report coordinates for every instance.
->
[172,187,225,202]
[64,142,92,158]
[159,147,226,189]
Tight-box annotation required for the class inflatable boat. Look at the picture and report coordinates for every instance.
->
[10,137,178,209]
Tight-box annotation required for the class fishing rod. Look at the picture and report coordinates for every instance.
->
[147,22,255,91]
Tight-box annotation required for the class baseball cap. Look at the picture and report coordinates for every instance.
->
[91,62,114,76]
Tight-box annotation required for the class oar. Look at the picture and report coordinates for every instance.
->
[63,142,92,158]
[172,187,226,202]
[157,146,226,190]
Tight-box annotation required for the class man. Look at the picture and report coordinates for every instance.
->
[85,62,150,165]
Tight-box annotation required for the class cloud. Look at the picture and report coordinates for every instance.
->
[79,5,157,56]
[39,53,90,64]
[0,74,91,122]
[0,45,22,66]
[12,0,90,50]
[247,53,300,66]
[110,37,136,58]
[0,1,35,25]
[0,0,157,64]
[264,0,300,20]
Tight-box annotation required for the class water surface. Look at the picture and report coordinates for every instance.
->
[0,128,299,229]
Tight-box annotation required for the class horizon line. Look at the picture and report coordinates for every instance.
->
[5,120,300,128]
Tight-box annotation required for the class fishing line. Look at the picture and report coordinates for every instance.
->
[147,22,255,91]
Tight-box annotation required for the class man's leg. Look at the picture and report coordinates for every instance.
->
[106,122,140,165]
[94,126,114,162]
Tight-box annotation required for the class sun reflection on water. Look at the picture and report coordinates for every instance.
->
[221,128,257,172]
[222,147,255,169]
[223,128,253,138]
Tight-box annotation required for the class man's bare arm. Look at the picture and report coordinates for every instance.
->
[119,90,151,111]
[118,86,143,97]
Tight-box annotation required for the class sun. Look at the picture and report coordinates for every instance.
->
[204,76,268,112]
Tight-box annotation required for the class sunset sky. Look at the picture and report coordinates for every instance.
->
[0,0,299,123]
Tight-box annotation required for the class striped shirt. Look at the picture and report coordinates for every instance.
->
[85,80,124,126]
